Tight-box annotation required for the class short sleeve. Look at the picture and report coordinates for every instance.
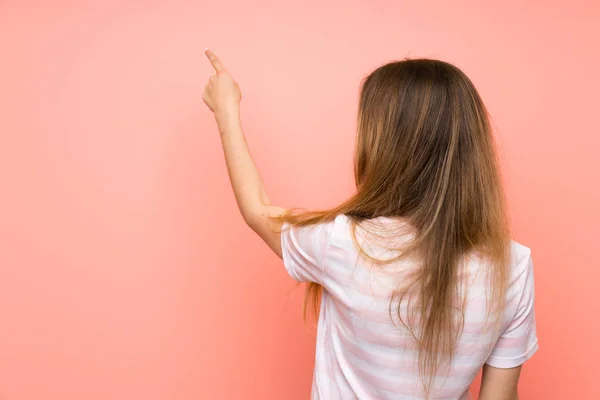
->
[486,251,539,368]
[280,221,334,284]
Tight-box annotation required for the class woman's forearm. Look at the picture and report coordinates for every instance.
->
[216,112,271,223]
[202,49,284,255]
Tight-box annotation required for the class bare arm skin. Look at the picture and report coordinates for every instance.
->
[202,49,284,257]
[479,364,522,400]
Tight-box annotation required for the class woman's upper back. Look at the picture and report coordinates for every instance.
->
[281,214,538,399]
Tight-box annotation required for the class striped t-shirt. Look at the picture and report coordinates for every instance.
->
[281,215,538,400]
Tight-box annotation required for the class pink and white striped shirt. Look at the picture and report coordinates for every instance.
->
[281,215,538,400]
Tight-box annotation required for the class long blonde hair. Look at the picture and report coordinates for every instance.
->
[277,59,509,395]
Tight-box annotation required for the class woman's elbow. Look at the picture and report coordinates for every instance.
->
[241,207,267,232]
[241,210,259,230]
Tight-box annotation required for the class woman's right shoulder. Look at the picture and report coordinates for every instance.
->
[510,240,532,267]
[508,240,534,286]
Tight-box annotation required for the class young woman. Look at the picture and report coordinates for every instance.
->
[202,49,538,400]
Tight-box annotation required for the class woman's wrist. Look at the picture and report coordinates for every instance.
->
[215,108,241,135]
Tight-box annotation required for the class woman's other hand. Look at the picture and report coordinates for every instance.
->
[202,49,242,125]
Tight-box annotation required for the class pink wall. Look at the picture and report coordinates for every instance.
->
[1,1,598,399]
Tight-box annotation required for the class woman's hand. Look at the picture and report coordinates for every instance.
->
[202,49,242,126]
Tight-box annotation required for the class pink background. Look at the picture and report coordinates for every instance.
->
[1,1,598,399]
